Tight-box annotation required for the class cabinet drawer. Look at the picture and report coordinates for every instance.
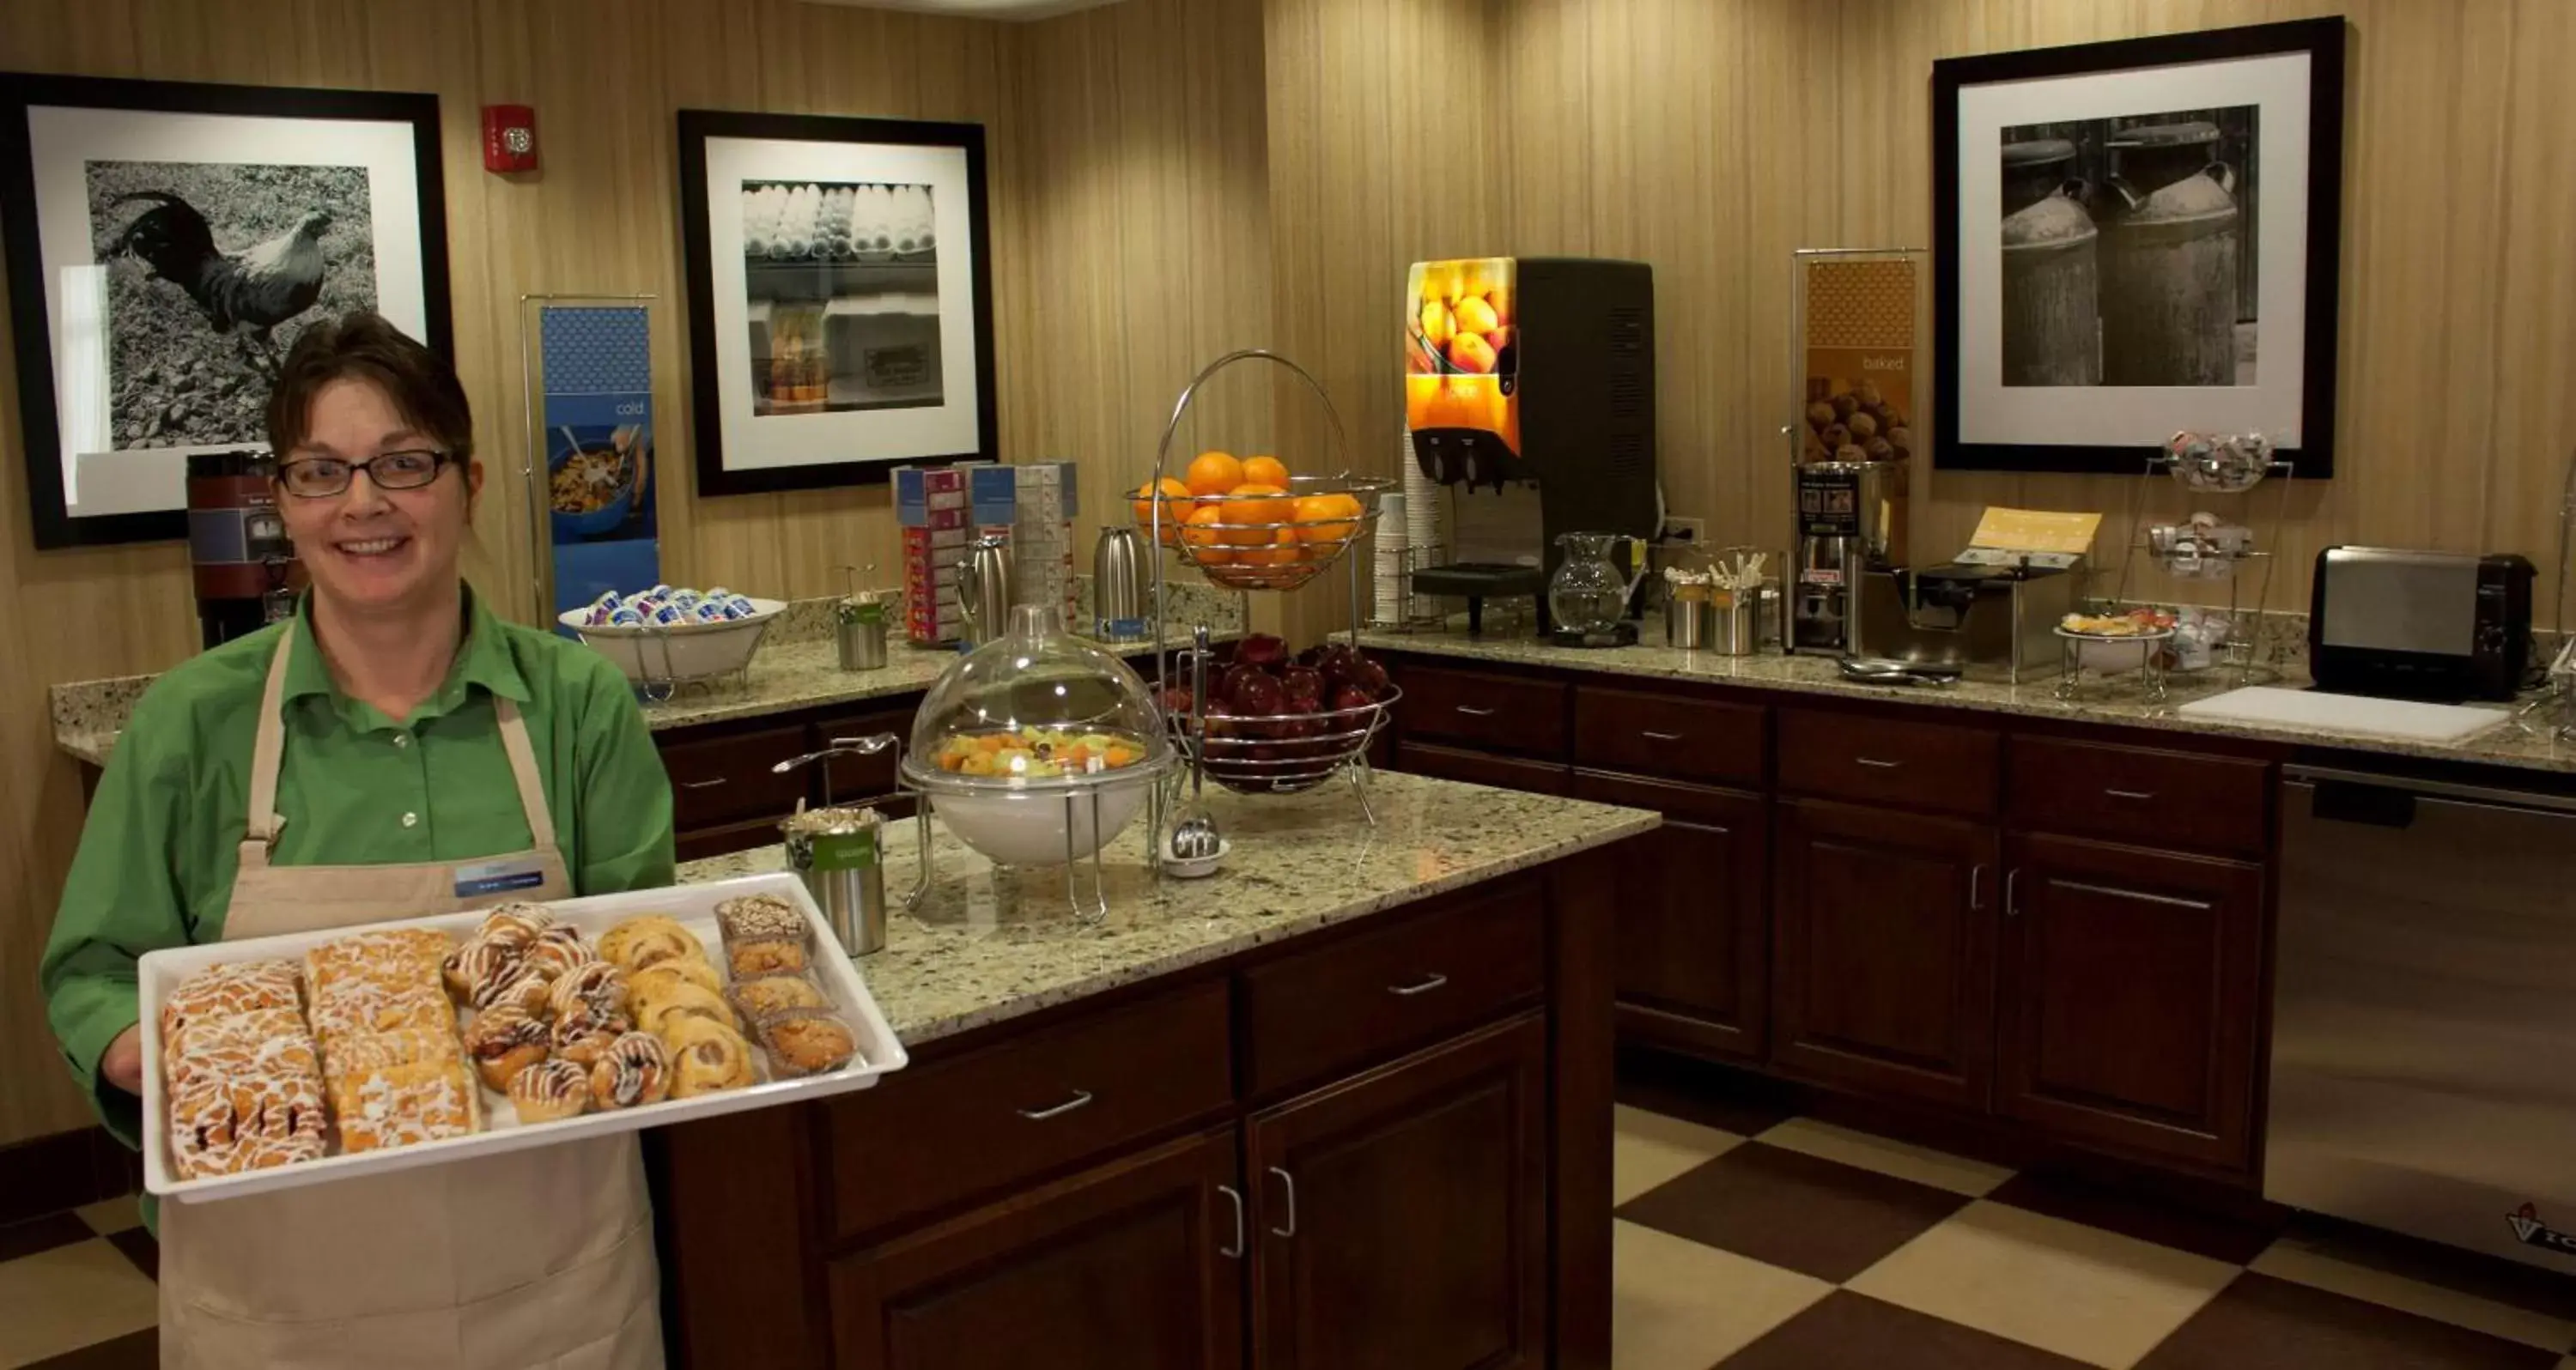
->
[2008,737,2269,858]
[1242,882,1545,1097]
[1400,741,1571,796]
[1397,664,1568,757]
[1777,708,1998,818]
[826,980,1233,1240]
[1573,686,1763,786]
[659,724,816,831]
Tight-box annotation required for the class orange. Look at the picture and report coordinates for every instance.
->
[1291,492,1363,544]
[1183,451,1243,498]
[1238,527,1303,567]
[1220,482,1288,528]
[1240,454,1291,488]
[1128,477,1193,543]
[1179,503,1236,564]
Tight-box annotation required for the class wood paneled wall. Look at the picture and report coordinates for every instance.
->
[0,0,1267,1144]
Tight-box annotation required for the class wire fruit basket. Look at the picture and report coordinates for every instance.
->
[1164,644,1402,795]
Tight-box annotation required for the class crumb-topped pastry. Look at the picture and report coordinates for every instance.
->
[508,1058,589,1124]
[714,894,803,945]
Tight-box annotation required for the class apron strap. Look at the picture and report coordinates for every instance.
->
[495,699,560,853]
[240,621,565,859]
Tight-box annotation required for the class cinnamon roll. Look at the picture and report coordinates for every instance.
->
[598,916,703,973]
[630,958,721,1000]
[507,1058,590,1124]
[472,964,554,1020]
[635,980,738,1038]
[589,1032,671,1110]
[547,961,629,1027]
[662,1017,758,1098]
[441,937,519,1003]
[459,1005,550,1091]
[520,924,598,984]
[472,904,555,955]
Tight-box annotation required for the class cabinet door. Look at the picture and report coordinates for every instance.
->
[1772,799,2000,1110]
[1572,770,1768,1062]
[830,1130,1245,1370]
[1400,741,1571,797]
[1997,834,2266,1173]
[1248,1015,1546,1370]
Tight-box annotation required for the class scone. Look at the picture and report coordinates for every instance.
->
[728,975,828,1022]
[726,937,808,979]
[508,1058,590,1124]
[598,916,703,973]
[757,1010,858,1077]
[459,1005,550,1090]
[661,1016,758,1098]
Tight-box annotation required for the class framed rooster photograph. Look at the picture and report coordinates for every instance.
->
[677,110,995,497]
[0,73,451,549]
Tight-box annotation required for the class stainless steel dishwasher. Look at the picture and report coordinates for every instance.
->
[2270,764,2576,1271]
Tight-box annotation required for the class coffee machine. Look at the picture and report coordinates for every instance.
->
[1790,458,1908,654]
[1404,257,1658,634]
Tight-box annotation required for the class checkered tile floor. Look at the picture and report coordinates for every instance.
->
[11,1085,2576,1369]
[1613,1074,2576,1370]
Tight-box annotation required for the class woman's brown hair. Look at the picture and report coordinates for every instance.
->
[264,312,473,462]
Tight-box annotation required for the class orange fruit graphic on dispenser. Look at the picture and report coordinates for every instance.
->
[1403,257,1517,455]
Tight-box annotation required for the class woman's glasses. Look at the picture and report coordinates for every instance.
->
[276,450,455,498]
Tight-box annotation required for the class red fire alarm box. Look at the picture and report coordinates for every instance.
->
[483,105,538,173]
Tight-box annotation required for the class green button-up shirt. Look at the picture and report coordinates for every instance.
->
[41,587,675,1147]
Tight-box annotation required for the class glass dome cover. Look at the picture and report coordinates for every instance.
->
[902,603,1176,795]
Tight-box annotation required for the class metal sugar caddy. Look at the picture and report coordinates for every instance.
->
[896,602,1179,919]
[1140,351,1401,864]
[770,735,899,955]
[835,564,890,671]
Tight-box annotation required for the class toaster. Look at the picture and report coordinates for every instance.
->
[2308,547,2534,701]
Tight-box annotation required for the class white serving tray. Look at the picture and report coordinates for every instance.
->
[140,872,907,1204]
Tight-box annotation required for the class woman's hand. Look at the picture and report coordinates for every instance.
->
[100,1024,144,1095]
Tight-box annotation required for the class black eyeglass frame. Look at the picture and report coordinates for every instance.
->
[274,450,460,498]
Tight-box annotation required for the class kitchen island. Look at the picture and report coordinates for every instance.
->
[656,769,1657,1370]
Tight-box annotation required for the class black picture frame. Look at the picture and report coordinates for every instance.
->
[0,72,450,549]
[677,110,998,497]
[1932,18,2346,478]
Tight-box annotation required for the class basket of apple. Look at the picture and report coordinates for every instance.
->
[1158,634,1400,795]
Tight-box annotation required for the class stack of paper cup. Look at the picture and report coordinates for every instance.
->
[1373,487,1409,625]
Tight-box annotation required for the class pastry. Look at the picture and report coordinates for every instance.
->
[329,1058,479,1153]
[160,961,301,1043]
[471,903,555,954]
[459,1005,550,1090]
[166,1006,313,1073]
[319,1026,462,1080]
[726,937,808,979]
[729,975,828,1022]
[662,1016,758,1098]
[169,1070,329,1179]
[635,980,737,1037]
[550,1015,625,1069]
[309,981,453,1043]
[714,894,802,944]
[630,958,721,999]
[471,964,555,1019]
[440,937,519,1003]
[305,930,453,995]
[589,1032,670,1110]
[507,1058,590,1124]
[548,961,629,1027]
[520,925,598,983]
[598,916,703,973]
[756,1009,858,1077]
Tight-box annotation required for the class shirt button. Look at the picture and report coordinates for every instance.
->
[401,812,419,828]
[394,733,410,749]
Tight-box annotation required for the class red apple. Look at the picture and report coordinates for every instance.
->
[1236,633,1288,668]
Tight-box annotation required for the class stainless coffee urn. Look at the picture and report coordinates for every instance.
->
[2099,121,2241,386]
[2000,138,2101,386]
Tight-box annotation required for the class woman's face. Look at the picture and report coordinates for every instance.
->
[276,376,483,615]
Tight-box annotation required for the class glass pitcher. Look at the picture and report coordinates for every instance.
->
[1548,531,1646,634]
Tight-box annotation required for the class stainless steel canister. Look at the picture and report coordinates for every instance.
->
[1715,591,1760,656]
[1665,594,1713,649]
[1092,525,1146,641]
[837,597,890,670]
[782,804,886,956]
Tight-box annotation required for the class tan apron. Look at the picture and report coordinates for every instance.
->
[160,631,665,1369]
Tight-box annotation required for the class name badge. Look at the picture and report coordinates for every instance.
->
[453,858,547,899]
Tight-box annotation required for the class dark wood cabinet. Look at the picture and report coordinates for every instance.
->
[1771,799,2000,1110]
[830,1130,1246,1370]
[1572,770,1768,1062]
[1247,1015,1548,1370]
[1996,834,2266,1171]
[1398,741,1571,796]
[1392,664,1569,757]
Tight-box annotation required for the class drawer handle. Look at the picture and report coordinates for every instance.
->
[2056,877,2215,912]
[1969,864,1986,911]
[2104,788,2158,801]
[1268,1166,1298,1239]
[1387,972,1450,997]
[1855,756,1903,770]
[1455,705,1499,718]
[1641,730,1685,742]
[2005,869,2021,918]
[1217,1184,1245,1259]
[678,778,729,791]
[1015,1088,1094,1121]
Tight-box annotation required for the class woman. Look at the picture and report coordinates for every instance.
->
[41,312,675,1368]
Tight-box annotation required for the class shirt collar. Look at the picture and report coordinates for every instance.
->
[280,585,532,718]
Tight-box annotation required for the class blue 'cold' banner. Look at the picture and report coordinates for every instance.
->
[541,306,660,635]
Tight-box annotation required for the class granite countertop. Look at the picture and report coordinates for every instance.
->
[1354,623,2576,777]
[674,769,1656,1047]
[50,584,1243,768]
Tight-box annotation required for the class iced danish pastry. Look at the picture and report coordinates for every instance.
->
[319,1027,462,1080]
[170,1070,329,1178]
[328,1058,479,1154]
[662,1016,758,1098]
[598,916,702,973]
[590,1032,671,1110]
[309,981,453,1043]
[460,1005,551,1090]
[508,1058,590,1123]
[160,960,301,1042]
[305,929,453,995]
